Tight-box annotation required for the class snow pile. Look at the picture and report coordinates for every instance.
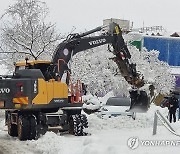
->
[82,92,169,131]
[28,131,121,154]
[71,46,130,97]
[27,132,62,154]
[86,104,169,134]
[82,93,169,133]
[71,45,175,97]
[80,137,119,154]
[82,94,101,110]
[129,46,175,94]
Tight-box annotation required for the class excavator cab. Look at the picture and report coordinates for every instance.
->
[15,60,52,80]
[15,60,51,72]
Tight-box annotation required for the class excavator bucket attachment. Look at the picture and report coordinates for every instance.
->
[129,90,150,113]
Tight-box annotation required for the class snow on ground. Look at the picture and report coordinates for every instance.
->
[0,105,180,154]
[0,67,179,154]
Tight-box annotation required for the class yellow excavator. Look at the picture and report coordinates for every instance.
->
[0,22,154,140]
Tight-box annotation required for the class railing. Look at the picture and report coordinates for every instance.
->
[153,110,180,137]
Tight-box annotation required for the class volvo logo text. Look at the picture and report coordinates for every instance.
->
[89,38,106,46]
[0,88,10,94]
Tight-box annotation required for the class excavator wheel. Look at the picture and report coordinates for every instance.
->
[28,115,37,140]
[80,114,88,128]
[69,115,83,136]
[17,115,30,141]
[79,114,88,135]
[129,90,149,113]
[69,114,88,136]
[7,116,18,137]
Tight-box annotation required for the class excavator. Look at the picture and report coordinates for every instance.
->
[0,22,154,140]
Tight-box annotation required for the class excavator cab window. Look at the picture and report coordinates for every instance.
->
[34,63,49,74]
[33,63,51,80]
[15,64,33,72]
[16,66,26,70]
[15,63,51,80]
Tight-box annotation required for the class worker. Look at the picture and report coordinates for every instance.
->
[168,93,179,123]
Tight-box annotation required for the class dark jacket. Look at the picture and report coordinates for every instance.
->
[168,96,179,111]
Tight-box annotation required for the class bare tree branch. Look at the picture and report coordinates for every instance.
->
[0,0,62,71]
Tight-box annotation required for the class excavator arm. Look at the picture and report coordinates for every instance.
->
[50,22,153,112]
[52,23,144,87]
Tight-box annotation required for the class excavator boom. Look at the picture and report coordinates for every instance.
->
[50,22,153,112]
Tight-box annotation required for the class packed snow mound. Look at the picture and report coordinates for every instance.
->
[82,92,169,132]
[85,104,169,134]
[82,94,101,110]
[81,137,119,154]
[27,132,62,154]
[82,92,116,111]
[71,45,175,97]
[28,131,120,154]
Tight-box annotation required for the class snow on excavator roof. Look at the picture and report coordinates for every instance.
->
[15,60,51,66]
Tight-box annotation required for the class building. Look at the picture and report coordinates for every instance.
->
[103,18,131,32]
[170,67,180,92]
[131,34,180,91]
[143,36,180,66]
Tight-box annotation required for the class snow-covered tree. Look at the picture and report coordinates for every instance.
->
[0,0,62,71]
[71,45,175,97]
[129,46,175,94]
[71,45,130,97]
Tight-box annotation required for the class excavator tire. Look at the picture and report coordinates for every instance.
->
[80,114,88,128]
[69,114,86,136]
[28,115,37,140]
[7,116,18,137]
[129,90,149,112]
[17,115,30,141]
[80,114,88,135]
